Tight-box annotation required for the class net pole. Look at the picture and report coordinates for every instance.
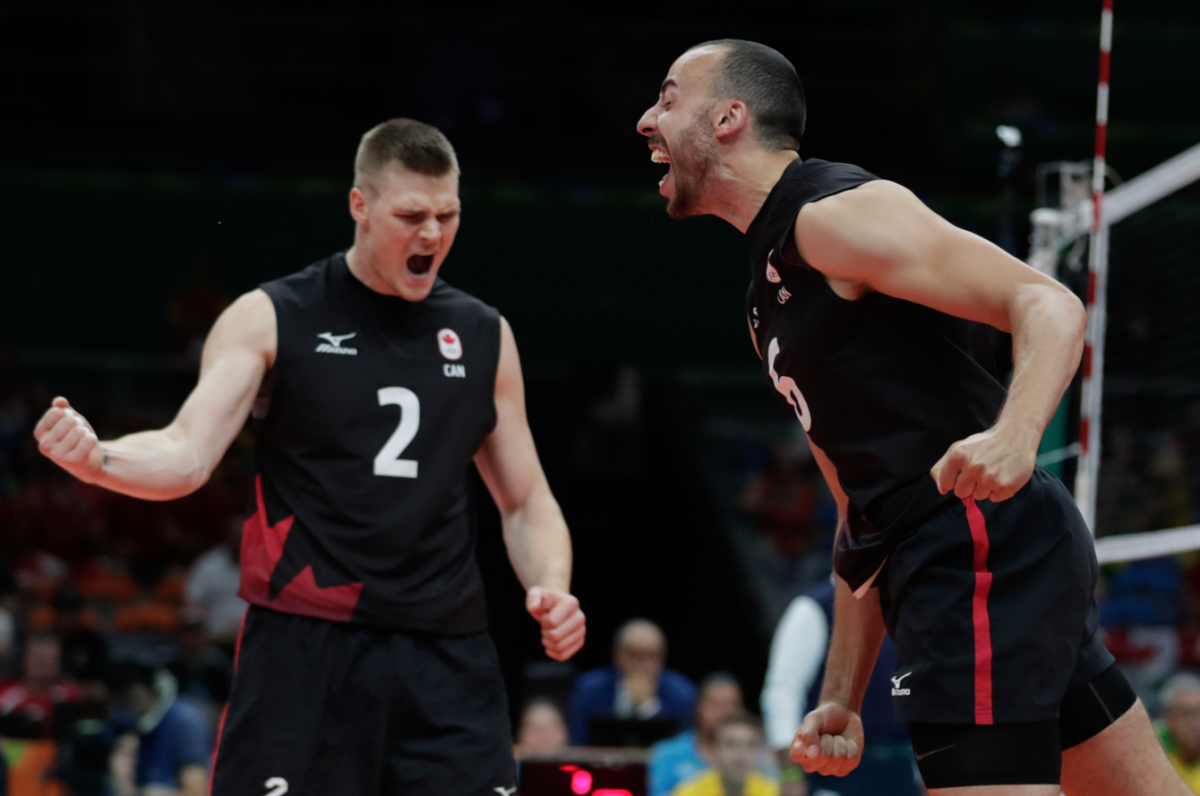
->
[1075,0,1114,533]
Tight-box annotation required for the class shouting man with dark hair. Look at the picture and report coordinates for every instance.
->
[34,118,586,796]
[637,41,1187,796]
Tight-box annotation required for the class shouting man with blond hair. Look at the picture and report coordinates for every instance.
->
[35,119,586,796]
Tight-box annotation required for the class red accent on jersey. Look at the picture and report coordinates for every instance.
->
[443,334,456,343]
[239,475,364,623]
[964,497,995,725]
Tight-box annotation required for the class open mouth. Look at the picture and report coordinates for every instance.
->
[406,254,435,276]
[650,145,674,195]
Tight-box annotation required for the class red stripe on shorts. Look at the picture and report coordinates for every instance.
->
[964,497,995,725]
[209,611,249,796]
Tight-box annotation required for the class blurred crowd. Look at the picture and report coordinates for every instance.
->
[4,333,1200,794]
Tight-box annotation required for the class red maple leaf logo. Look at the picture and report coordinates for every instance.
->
[442,334,456,344]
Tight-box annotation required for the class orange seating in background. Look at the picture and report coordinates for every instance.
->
[113,602,180,634]
[75,570,139,603]
[153,572,188,604]
[26,605,101,632]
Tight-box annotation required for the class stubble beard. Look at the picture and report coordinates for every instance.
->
[666,110,721,220]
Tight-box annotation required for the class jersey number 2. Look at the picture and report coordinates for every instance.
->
[374,387,420,478]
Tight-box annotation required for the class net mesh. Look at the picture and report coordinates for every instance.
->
[1092,176,1200,559]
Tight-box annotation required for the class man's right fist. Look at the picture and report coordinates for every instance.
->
[33,397,105,483]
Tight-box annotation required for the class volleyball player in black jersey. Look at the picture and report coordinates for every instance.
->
[33,119,585,796]
[637,41,1187,796]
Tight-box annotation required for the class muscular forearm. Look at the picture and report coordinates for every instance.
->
[502,485,572,592]
[996,284,1086,440]
[818,577,886,712]
[93,426,213,501]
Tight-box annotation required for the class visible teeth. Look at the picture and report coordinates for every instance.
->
[650,150,671,164]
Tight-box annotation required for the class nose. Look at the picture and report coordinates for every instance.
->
[418,218,440,241]
[637,106,658,138]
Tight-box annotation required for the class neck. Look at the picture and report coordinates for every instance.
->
[720,773,745,796]
[697,729,717,760]
[344,241,399,297]
[704,148,799,233]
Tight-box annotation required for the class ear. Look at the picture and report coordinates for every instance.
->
[714,100,749,140]
[348,186,370,226]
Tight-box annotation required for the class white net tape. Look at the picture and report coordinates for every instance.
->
[1095,525,1200,565]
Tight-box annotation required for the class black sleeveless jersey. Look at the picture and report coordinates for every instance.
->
[745,159,1008,592]
[239,254,501,634]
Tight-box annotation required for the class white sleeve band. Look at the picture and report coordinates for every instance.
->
[760,595,830,750]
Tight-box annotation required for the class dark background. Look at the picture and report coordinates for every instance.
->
[3,0,1200,709]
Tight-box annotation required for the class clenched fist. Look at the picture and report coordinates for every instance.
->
[792,702,864,778]
[33,397,106,484]
[526,587,586,661]
[930,424,1038,503]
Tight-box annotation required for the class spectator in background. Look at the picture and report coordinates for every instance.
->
[673,714,778,796]
[761,581,917,796]
[740,443,819,561]
[0,633,82,738]
[109,662,211,796]
[184,519,246,650]
[166,610,232,727]
[53,588,109,686]
[1158,672,1200,792]
[515,699,569,759]
[650,673,745,796]
[569,619,696,745]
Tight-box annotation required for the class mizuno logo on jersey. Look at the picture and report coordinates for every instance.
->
[777,286,792,305]
[891,672,912,696]
[315,332,358,355]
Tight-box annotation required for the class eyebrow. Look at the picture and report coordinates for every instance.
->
[660,77,678,94]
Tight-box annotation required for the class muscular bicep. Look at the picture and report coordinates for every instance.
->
[795,180,1069,333]
[169,289,275,466]
[473,317,549,516]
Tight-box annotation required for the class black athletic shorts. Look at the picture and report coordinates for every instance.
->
[210,606,516,796]
[878,466,1115,725]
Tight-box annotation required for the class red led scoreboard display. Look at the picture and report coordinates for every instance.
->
[518,749,647,796]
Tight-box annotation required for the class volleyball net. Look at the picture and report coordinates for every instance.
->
[1030,142,1200,564]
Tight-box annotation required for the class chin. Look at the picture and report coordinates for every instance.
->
[397,281,436,302]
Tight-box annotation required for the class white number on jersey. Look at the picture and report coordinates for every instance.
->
[264,778,289,796]
[374,387,420,478]
[767,338,812,431]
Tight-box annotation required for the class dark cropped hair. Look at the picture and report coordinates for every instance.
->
[691,39,806,151]
[354,118,459,194]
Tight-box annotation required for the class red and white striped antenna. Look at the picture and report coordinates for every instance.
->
[1076,0,1114,532]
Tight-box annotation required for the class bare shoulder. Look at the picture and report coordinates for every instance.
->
[795,180,953,285]
[797,180,934,242]
[202,289,277,367]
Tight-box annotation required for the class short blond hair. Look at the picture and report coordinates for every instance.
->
[354,118,459,195]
